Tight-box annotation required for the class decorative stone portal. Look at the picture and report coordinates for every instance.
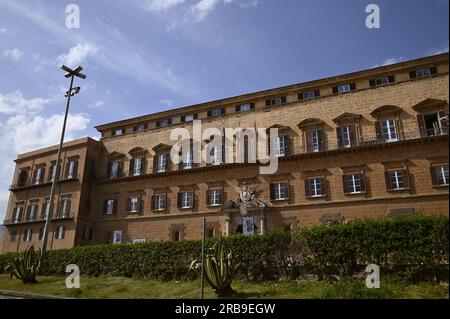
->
[222,182,267,235]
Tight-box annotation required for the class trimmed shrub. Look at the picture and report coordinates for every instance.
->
[0,215,447,282]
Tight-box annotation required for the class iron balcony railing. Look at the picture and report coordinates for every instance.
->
[3,212,73,225]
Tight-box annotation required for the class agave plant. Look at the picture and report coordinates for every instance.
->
[189,236,240,297]
[4,246,41,284]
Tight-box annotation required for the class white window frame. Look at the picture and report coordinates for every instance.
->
[28,202,37,221]
[309,178,322,197]
[181,192,192,208]
[154,195,166,211]
[436,165,449,186]
[34,167,44,185]
[274,183,287,200]
[271,97,282,105]
[340,126,352,148]
[210,146,222,165]
[134,124,146,132]
[375,77,389,86]
[67,159,76,179]
[239,103,252,112]
[106,199,115,215]
[13,206,22,223]
[59,198,69,218]
[209,189,221,206]
[157,153,167,172]
[182,150,193,169]
[346,174,362,194]
[302,91,315,100]
[184,114,195,122]
[132,157,143,176]
[274,135,286,157]
[210,109,222,117]
[129,197,140,213]
[24,229,32,242]
[42,200,50,219]
[110,160,120,178]
[113,128,124,136]
[416,68,431,78]
[158,119,170,127]
[390,171,405,189]
[56,226,65,240]
[311,130,320,152]
[338,84,351,93]
[382,119,398,142]
[50,164,57,182]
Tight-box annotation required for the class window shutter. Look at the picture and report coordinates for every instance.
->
[118,161,123,177]
[417,114,426,137]
[113,200,118,215]
[207,110,212,117]
[73,160,78,178]
[129,158,135,176]
[235,105,240,112]
[189,191,194,208]
[430,166,438,186]
[320,178,327,196]
[107,162,112,178]
[193,113,198,119]
[342,175,349,194]
[336,127,343,149]
[430,67,438,75]
[314,90,320,97]
[26,205,31,220]
[168,118,172,125]
[298,93,304,101]
[305,131,312,153]
[177,193,182,208]
[180,115,185,122]
[360,174,367,192]
[151,196,156,210]
[270,184,275,200]
[369,79,376,87]
[66,200,71,217]
[439,111,448,130]
[206,190,211,206]
[219,188,223,204]
[304,180,311,197]
[403,169,411,189]
[349,83,356,91]
[61,227,65,239]
[385,172,392,190]
[250,103,255,110]
[40,167,45,183]
[103,200,108,214]
[281,96,287,104]
[332,86,339,94]
[284,136,291,156]
[126,198,131,212]
[388,75,395,83]
[409,70,417,79]
[221,108,226,115]
[265,99,271,106]
[137,197,141,212]
[165,153,171,171]
[375,121,382,140]
[349,125,356,146]
[318,130,325,151]
[153,156,158,173]
[286,183,291,200]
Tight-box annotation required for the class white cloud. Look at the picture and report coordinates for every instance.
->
[0,90,51,115]
[190,0,221,21]
[372,57,404,68]
[145,0,186,12]
[427,45,449,56]
[56,43,98,67]
[2,48,23,61]
[88,100,105,108]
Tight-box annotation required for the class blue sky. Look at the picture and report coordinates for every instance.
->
[0,0,448,222]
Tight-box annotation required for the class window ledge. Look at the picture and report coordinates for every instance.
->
[432,184,449,188]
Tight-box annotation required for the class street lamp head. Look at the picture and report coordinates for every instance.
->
[60,64,87,79]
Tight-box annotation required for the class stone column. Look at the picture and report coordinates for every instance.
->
[259,209,266,235]
[224,215,231,236]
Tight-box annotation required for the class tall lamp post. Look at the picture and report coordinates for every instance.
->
[40,65,86,257]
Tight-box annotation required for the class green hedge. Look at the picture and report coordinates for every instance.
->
[0,215,448,282]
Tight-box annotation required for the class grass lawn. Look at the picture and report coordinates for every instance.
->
[0,275,448,299]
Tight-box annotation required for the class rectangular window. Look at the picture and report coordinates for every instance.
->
[311,130,320,152]
[131,157,143,176]
[306,178,324,197]
[184,114,195,122]
[344,174,364,194]
[33,167,45,185]
[179,192,192,209]
[208,146,223,165]
[66,159,77,179]
[10,231,17,242]
[208,109,225,118]
[105,199,116,215]
[156,119,171,127]
[109,160,121,178]
[208,189,222,206]
[128,197,140,213]
[389,171,405,190]
[381,119,398,141]
[152,195,166,211]
[415,68,431,78]
[58,198,70,218]
[432,165,449,186]
[157,153,168,172]
[339,126,352,148]
[83,226,93,240]
[111,128,125,137]
[173,230,181,241]
[338,84,351,93]
[26,202,38,221]
[375,77,389,86]
[49,162,58,182]
[55,226,65,240]
[272,183,288,201]
[41,199,50,220]
[236,103,254,112]
[133,124,147,132]
[17,170,28,186]
[302,91,316,100]
[181,150,193,169]
[38,228,44,241]
[266,96,286,106]
[273,135,287,157]
[23,229,32,242]
[12,206,23,223]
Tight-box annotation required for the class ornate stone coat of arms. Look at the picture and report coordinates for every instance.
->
[235,183,265,216]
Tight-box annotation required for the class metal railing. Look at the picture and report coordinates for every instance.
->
[3,213,73,225]
[9,174,79,191]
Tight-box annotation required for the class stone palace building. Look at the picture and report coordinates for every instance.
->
[1,53,448,253]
